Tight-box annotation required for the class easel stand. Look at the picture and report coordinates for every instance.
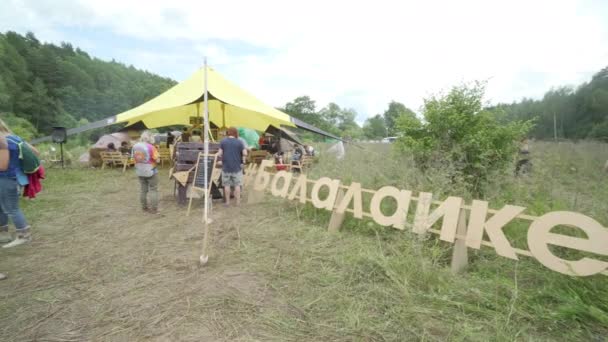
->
[187,153,219,216]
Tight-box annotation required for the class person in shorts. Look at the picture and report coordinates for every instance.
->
[218,127,247,206]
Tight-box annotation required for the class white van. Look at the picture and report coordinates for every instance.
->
[381,137,397,143]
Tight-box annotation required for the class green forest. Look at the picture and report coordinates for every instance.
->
[0,31,607,142]
[0,31,176,139]
[493,67,608,141]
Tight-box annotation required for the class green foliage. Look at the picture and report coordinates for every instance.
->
[319,103,361,139]
[495,66,608,140]
[383,100,416,136]
[1,112,37,140]
[362,114,387,139]
[0,31,176,137]
[361,101,416,139]
[296,141,608,340]
[588,118,608,141]
[396,82,533,196]
[281,96,364,140]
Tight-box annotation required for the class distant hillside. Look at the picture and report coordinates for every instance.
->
[491,67,608,141]
[0,31,176,139]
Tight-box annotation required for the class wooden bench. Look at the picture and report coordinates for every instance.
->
[290,155,314,173]
[100,151,133,172]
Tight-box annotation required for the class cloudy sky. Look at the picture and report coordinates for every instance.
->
[1,0,607,123]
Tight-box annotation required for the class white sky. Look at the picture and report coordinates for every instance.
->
[1,0,607,123]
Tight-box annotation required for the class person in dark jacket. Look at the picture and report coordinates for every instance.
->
[166,132,175,148]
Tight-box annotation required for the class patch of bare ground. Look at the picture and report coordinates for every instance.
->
[0,169,297,341]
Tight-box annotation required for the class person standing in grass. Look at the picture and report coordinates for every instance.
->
[515,138,531,176]
[0,119,35,249]
[218,127,247,206]
[132,131,160,214]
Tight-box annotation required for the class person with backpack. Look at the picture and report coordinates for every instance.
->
[132,131,160,214]
[0,119,38,250]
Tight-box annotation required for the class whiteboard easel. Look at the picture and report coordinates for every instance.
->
[187,152,219,216]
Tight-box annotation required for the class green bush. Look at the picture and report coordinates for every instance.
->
[395,82,533,196]
[1,112,37,140]
[587,119,608,142]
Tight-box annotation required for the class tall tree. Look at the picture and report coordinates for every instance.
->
[363,114,387,139]
[284,96,317,120]
[493,66,608,140]
[318,102,362,138]
[383,101,416,136]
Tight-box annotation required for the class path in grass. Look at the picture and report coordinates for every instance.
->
[0,169,303,341]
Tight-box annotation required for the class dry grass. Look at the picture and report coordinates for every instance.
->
[0,169,299,341]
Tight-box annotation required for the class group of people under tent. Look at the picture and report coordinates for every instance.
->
[256,132,315,169]
[131,126,250,214]
[271,144,315,172]
[127,124,317,211]
[175,126,203,144]
[106,141,132,155]
[0,121,317,281]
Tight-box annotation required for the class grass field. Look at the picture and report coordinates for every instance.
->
[0,141,607,341]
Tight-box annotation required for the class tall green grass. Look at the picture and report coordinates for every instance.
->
[253,140,608,340]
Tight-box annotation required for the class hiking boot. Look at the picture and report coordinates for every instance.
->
[2,229,31,248]
[0,226,11,243]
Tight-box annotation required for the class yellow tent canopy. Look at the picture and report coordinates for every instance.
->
[30,67,342,145]
[114,67,294,132]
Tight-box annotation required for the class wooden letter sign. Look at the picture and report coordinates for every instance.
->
[245,162,608,277]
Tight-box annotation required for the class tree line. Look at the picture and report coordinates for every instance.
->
[1,31,606,143]
[491,67,608,141]
[0,31,416,142]
[279,96,416,141]
[0,31,176,139]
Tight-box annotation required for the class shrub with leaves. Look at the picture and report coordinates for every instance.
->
[396,82,533,196]
[1,112,37,140]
